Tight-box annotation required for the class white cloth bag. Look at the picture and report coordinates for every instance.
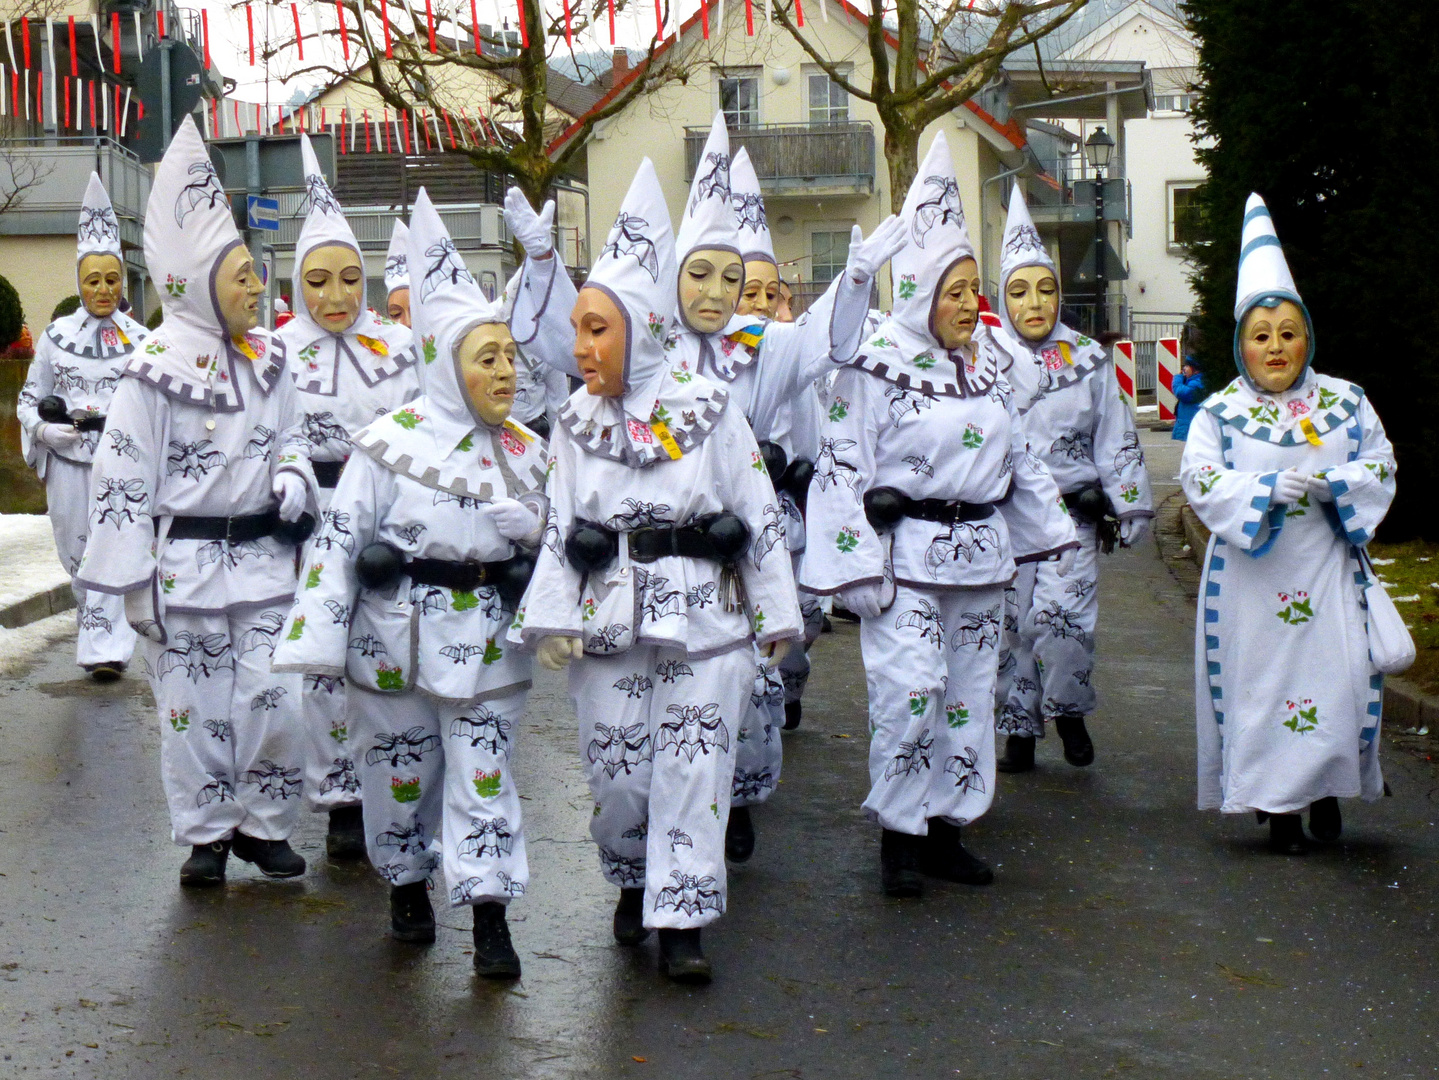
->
[1360,548,1416,675]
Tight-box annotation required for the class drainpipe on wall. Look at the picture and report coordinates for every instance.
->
[980,161,1028,301]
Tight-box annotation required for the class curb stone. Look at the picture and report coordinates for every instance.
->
[0,582,76,630]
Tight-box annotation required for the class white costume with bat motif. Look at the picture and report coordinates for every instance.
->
[75,118,317,846]
[800,135,1077,836]
[509,160,803,929]
[274,190,547,905]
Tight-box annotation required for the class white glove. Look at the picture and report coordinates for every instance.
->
[761,639,792,668]
[837,582,886,620]
[536,635,582,671]
[1305,473,1335,502]
[36,422,82,451]
[1053,546,1078,576]
[272,471,308,523]
[488,498,542,542]
[124,587,164,643]
[1119,517,1149,547]
[1272,468,1308,505]
[504,188,556,260]
[844,215,908,284]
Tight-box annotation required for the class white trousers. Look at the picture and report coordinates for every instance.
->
[142,604,303,845]
[350,687,529,906]
[732,646,783,807]
[998,523,1100,738]
[300,674,362,811]
[572,644,749,930]
[47,457,136,667]
[859,584,1004,835]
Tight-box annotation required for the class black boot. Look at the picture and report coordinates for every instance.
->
[657,928,712,985]
[879,829,923,898]
[472,901,521,979]
[1268,813,1307,855]
[1308,797,1342,843]
[231,832,307,878]
[783,700,802,731]
[84,661,125,683]
[995,735,1036,773]
[613,887,649,946]
[180,840,230,887]
[390,881,436,943]
[1054,714,1095,767]
[919,819,994,885]
[326,806,368,861]
[725,806,755,863]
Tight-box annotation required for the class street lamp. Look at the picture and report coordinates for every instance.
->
[1085,127,1115,334]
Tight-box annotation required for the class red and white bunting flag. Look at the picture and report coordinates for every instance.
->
[336,0,350,59]
[120,85,131,136]
[67,16,77,76]
[247,3,256,64]
[292,3,304,59]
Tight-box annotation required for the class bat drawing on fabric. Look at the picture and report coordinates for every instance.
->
[78,204,120,246]
[598,846,646,886]
[107,430,140,461]
[305,674,344,694]
[951,604,1001,651]
[196,772,235,807]
[1004,222,1044,257]
[601,212,659,282]
[1003,605,1019,633]
[320,759,360,795]
[302,172,344,216]
[94,477,149,526]
[622,821,648,842]
[1065,578,1097,601]
[1073,668,1093,688]
[450,878,482,903]
[395,523,427,546]
[384,253,407,281]
[375,863,408,884]
[1049,432,1093,461]
[348,633,387,658]
[944,747,986,794]
[451,706,511,753]
[587,722,652,779]
[636,568,684,622]
[1113,431,1145,472]
[93,374,120,393]
[655,871,723,917]
[913,175,963,247]
[433,489,483,509]
[157,632,234,681]
[886,384,935,427]
[377,821,428,855]
[495,871,525,897]
[924,523,1000,576]
[203,718,232,741]
[685,583,716,610]
[175,161,227,226]
[903,454,935,478]
[1034,602,1087,643]
[607,498,674,530]
[731,190,766,232]
[51,364,85,392]
[250,687,288,711]
[657,703,730,762]
[691,151,731,207]
[896,600,947,650]
[365,727,441,766]
[420,237,475,301]
[240,760,303,800]
[814,438,861,493]
[458,817,514,859]
[235,611,285,657]
[613,673,654,698]
[667,827,693,851]
[77,604,112,634]
[656,659,695,682]
[323,600,352,625]
[585,624,629,653]
[884,728,934,780]
[440,642,487,665]
[196,539,271,570]
[752,505,785,571]
[242,426,276,459]
[732,769,775,801]
[750,666,783,709]
[1013,676,1039,696]
[304,412,351,449]
[315,510,355,555]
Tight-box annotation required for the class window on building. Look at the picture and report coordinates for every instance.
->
[811,229,852,284]
[1153,93,1196,114]
[1169,183,1206,247]
[808,73,849,123]
[719,74,760,128]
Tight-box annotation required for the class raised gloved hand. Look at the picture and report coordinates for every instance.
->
[503,188,556,261]
[536,634,582,671]
[1272,468,1308,505]
[489,498,542,542]
[1119,517,1149,547]
[1053,546,1078,577]
[837,581,886,620]
[1305,473,1335,502]
[844,215,908,284]
[760,639,792,668]
[124,586,164,643]
[36,422,83,451]
[272,471,308,523]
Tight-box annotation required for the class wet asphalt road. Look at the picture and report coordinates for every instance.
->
[3,431,1439,1079]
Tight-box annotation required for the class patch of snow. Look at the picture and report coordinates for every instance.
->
[0,611,76,677]
[1370,557,1396,566]
[1391,594,1421,603]
[0,514,70,610]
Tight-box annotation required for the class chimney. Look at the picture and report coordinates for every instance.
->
[612,48,629,82]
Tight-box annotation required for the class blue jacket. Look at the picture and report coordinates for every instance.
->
[1171,369,1206,440]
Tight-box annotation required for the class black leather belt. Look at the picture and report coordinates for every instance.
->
[565,513,751,573]
[406,554,530,593]
[160,509,316,545]
[313,460,345,489]
[74,415,107,433]
[356,542,535,609]
[863,487,996,530]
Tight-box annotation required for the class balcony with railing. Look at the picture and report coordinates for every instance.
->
[684,122,876,196]
[0,137,151,255]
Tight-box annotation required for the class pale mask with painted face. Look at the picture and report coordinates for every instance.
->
[79,253,124,319]
[932,258,981,349]
[737,259,780,320]
[216,245,266,340]
[679,248,744,334]
[302,244,364,334]
[571,287,626,397]
[387,287,411,327]
[775,281,794,324]
[1005,265,1059,343]
[1239,299,1309,393]
[458,322,517,425]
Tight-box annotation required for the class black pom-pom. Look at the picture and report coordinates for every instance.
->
[758,440,788,480]
[863,487,907,529]
[273,512,316,546]
[356,541,405,589]
[37,395,71,425]
[702,512,750,561]
[1069,485,1109,522]
[493,554,537,610]
[565,524,618,573]
[779,458,814,498]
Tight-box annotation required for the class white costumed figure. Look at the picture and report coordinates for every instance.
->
[991,184,1154,773]
[75,116,318,887]
[274,188,547,976]
[1180,194,1396,855]
[509,159,803,984]
[17,172,143,679]
[800,133,1078,898]
[278,135,419,859]
[383,218,412,327]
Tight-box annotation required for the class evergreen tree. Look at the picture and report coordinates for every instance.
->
[0,274,21,349]
[1184,0,1439,537]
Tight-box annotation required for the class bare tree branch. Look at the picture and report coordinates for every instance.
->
[0,147,51,217]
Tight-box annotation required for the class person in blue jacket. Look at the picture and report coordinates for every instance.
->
[1172,358,1206,439]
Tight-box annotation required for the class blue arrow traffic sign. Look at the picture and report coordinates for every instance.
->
[247,195,280,232]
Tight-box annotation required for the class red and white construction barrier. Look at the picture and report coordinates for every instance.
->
[1113,339,1136,411]
[1156,336,1180,423]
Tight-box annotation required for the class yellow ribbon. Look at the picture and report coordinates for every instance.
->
[1299,416,1323,447]
[232,336,259,361]
[117,327,130,345]
[356,334,389,357]
[1058,341,1073,365]
[503,419,534,443]
[650,418,684,460]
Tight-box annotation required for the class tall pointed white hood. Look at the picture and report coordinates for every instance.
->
[77,172,123,273]
[674,112,741,275]
[1232,192,1314,384]
[729,146,774,265]
[890,131,975,343]
[996,182,1059,342]
[384,217,411,297]
[45,171,144,363]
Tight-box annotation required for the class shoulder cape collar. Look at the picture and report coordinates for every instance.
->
[1028,330,1107,396]
[123,323,285,413]
[287,311,416,395]
[849,322,1005,400]
[674,318,763,383]
[1203,372,1363,446]
[46,309,146,361]
[557,366,730,468]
